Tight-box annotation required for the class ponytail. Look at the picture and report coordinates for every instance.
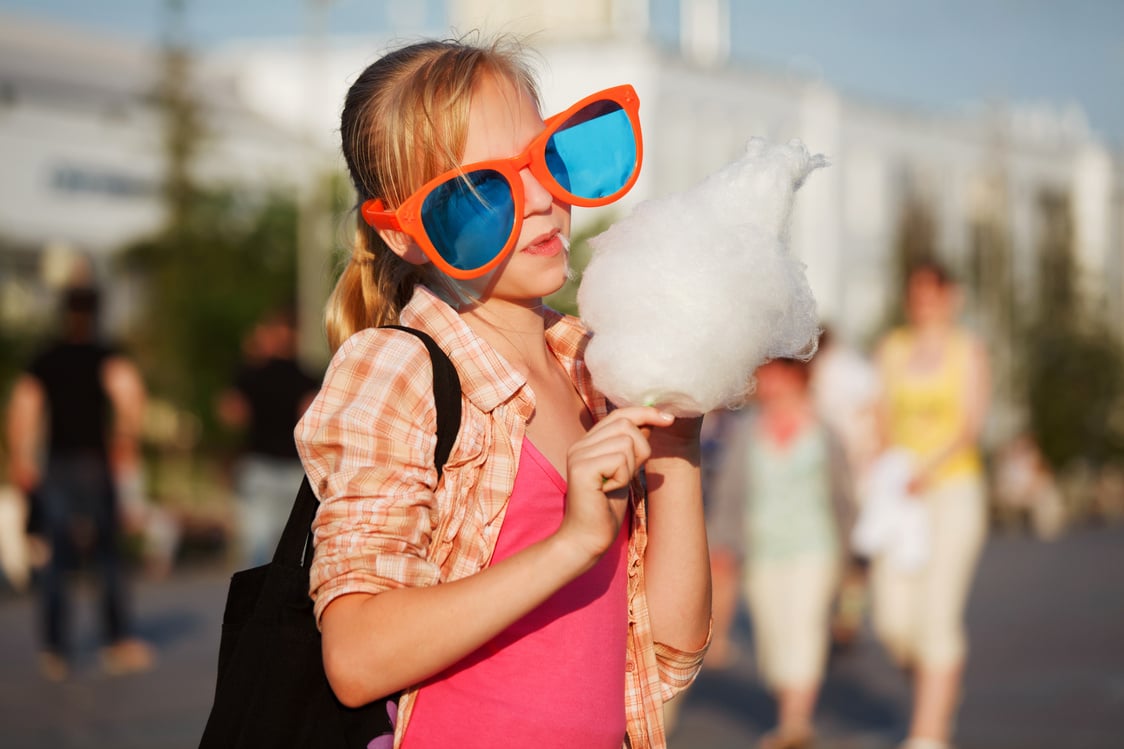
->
[324,221,421,352]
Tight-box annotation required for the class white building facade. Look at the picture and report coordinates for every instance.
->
[0,14,318,329]
[2,2,1120,383]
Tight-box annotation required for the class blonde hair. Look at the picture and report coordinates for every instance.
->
[325,37,541,352]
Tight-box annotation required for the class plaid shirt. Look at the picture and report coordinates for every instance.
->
[296,286,706,749]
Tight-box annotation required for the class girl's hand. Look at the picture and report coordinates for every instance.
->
[907,466,932,496]
[556,407,674,570]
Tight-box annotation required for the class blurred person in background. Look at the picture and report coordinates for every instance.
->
[216,306,321,568]
[709,358,856,749]
[872,260,990,749]
[810,325,882,648]
[5,283,154,680]
[992,432,1066,540]
[700,405,742,670]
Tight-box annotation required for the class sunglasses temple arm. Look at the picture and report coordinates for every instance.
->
[361,199,404,232]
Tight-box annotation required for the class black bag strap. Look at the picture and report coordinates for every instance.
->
[272,326,462,569]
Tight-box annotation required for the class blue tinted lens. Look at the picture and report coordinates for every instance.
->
[546,102,636,200]
[421,170,515,272]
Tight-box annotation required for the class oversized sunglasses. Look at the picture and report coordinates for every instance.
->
[360,84,642,280]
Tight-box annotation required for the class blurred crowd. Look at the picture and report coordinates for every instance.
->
[0,264,321,683]
[673,260,1112,749]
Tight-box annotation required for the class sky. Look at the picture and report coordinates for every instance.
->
[2,0,1122,147]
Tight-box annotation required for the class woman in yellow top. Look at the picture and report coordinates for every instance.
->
[873,261,990,749]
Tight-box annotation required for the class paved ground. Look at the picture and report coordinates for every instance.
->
[671,522,1124,749]
[1,523,1122,749]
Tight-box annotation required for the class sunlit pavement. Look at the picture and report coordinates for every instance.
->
[671,523,1124,749]
[1,524,1122,749]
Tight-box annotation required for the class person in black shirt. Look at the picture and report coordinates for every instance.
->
[6,285,153,680]
[217,307,321,568]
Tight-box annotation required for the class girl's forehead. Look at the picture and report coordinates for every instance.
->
[462,74,544,162]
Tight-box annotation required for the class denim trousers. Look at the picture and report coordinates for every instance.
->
[36,452,128,655]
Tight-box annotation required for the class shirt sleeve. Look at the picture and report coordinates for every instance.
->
[653,624,711,702]
[294,328,444,626]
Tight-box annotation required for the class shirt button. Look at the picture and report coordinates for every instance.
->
[625,660,635,672]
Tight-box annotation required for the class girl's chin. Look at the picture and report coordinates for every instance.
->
[489,264,571,303]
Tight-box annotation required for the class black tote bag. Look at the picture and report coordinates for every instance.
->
[199,326,461,749]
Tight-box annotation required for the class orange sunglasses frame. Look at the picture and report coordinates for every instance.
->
[360,84,643,280]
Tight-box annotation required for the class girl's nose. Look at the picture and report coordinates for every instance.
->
[520,168,554,216]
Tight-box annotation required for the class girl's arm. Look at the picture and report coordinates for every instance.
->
[639,416,712,653]
[6,375,44,493]
[322,526,595,705]
[317,397,672,707]
[102,356,147,474]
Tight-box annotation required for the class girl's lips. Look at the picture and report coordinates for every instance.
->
[522,231,564,257]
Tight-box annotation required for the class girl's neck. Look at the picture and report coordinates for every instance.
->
[912,319,952,343]
[460,297,553,376]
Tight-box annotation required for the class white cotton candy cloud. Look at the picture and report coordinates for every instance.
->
[577,137,826,416]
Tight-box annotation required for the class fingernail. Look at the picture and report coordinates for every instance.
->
[658,411,674,421]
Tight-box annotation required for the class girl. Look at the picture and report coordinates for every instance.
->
[294,38,711,749]
[872,261,990,749]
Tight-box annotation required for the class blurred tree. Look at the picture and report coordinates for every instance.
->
[1019,188,1124,470]
[966,167,1018,445]
[1023,320,1124,469]
[879,188,939,336]
[118,1,303,452]
[1033,190,1077,327]
[0,241,45,413]
[121,189,300,451]
[158,0,201,228]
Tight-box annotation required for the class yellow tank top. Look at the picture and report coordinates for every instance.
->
[882,328,982,484]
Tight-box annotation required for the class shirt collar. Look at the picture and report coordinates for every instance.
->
[398,286,606,419]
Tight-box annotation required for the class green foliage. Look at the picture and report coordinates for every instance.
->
[1021,318,1124,470]
[1017,188,1124,470]
[120,188,300,450]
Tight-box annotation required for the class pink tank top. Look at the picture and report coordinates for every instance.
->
[403,438,629,748]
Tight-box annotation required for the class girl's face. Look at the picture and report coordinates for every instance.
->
[459,74,573,303]
[906,269,956,327]
[754,361,808,404]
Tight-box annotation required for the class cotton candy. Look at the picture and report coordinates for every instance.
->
[577,138,826,416]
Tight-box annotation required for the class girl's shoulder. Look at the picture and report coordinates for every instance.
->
[324,326,443,398]
[333,325,437,364]
[875,327,912,368]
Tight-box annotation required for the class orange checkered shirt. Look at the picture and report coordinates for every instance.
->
[295,285,706,749]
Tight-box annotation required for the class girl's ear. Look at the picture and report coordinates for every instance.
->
[378,229,429,266]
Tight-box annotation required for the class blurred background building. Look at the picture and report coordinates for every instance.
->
[0,12,317,331]
[2,0,1122,470]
